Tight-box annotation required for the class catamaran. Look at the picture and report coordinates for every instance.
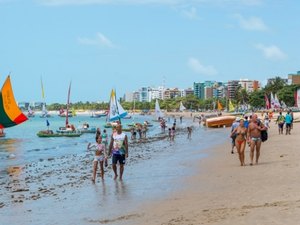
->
[0,76,28,137]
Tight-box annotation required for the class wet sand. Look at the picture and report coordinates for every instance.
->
[0,120,229,225]
[117,119,300,225]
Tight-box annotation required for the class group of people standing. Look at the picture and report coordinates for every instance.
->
[230,114,267,166]
[275,110,293,135]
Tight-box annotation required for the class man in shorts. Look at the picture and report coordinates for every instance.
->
[247,114,266,165]
[108,124,129,180]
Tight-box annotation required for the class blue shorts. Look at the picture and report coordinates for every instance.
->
[112,154,126,165]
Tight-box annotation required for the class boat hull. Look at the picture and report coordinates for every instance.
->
[37,131,82,138]
[205,116,236,128]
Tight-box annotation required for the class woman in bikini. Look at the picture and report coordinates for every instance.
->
[231,119,247,166]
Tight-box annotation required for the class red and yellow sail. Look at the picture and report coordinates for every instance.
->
[0,76,28,128]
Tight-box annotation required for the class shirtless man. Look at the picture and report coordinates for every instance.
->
[247,114,266,166]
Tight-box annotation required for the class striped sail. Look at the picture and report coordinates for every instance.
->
[109,89,128,122]
[0,76,28,128]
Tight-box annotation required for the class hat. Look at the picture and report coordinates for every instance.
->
[235,117,240,122]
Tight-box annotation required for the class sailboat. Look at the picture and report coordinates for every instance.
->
[153,99,164,122]
[37,82,81,137]
[104,89,128,128]
[40,77,51,118]
[179,101,186,112]
[0,76,28,137]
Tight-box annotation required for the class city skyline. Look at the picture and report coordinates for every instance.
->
[1,0,299,103]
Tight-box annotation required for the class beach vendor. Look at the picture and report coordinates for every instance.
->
[108,124,129,180]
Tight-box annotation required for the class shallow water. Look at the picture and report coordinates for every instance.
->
[0,115,229,225]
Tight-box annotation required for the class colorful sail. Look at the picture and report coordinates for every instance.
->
[0,76,28,128]
[270,92,275,109]
[155,99,164,118]
[229,100,235,112]
[109,89,128,122]
[274,94,281,108]
[217,100,223,111]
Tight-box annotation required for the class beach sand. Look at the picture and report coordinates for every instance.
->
[115,120,300,225]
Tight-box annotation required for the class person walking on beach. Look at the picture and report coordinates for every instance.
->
[87,136,107,182]
[187,126,192,140]
[108,124,129,180]
[230,118,240,154]
[247,114,266,166]
[285,111,292,135]
[276,112,285,135]
[231,119,247,166]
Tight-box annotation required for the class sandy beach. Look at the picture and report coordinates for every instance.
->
[111,117,300,225]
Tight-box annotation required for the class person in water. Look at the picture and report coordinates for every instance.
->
[108,124,129,180]
[231,119,247,166]
[187,126,192,140]
[87,135,107,182]
[247,114,266,166]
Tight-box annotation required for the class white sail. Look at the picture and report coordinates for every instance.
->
[274,94,281,108]
[155,99,164,118]
[109,89,128,122]
[179,101,186,111]
[270,93,275,109]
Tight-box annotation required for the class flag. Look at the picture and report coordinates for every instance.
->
[46,119,50,127]
[229,100,235,112]
[265,94,270,109]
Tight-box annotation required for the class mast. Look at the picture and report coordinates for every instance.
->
[114,89,122,124]
[66,81,71,127]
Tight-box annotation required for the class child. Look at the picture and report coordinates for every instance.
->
[87,136,107,182]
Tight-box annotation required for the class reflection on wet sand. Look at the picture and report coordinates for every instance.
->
[0,138,20,153]
[114,180,128,200]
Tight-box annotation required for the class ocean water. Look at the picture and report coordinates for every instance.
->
[0,114,161,172]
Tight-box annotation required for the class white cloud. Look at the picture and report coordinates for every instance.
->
[234,14,268,31]
[255,44,287,61]
[78,32,115,48]
[188,57,217,76]
[182,7,199,20]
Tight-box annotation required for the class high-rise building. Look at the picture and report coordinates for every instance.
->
[139,87,149,102]
[288,71,300,85]
[204,86,213,99]
[193,82,205,99]
[239,79,260,92]
[227,80,239,99]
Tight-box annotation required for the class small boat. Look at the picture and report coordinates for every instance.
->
[90,111,107,118]
[205,115,236,128]
[78,123,97,133]
[40,78,51,118]
[27,105,35,117]
[37,130,81,138]
[37,82,81,138]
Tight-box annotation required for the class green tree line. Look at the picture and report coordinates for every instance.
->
[46,77,299,112]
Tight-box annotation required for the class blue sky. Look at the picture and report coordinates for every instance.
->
[0,0,299,103]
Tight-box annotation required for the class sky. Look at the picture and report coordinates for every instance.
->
[0,0,299,103]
